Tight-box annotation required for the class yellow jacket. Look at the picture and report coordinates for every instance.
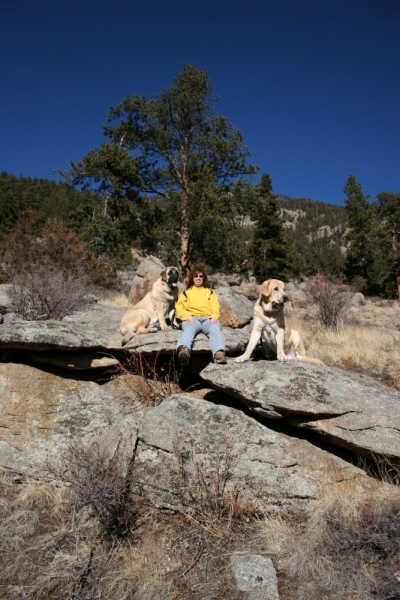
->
[176,286,221,320]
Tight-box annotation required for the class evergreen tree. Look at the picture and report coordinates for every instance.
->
[68,64,257,279]
[250,174,296,282]
[65,144,142,222]
[343,174,375,291]
[376,191,400,298]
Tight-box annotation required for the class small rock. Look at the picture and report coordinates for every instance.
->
[232,554,279,600]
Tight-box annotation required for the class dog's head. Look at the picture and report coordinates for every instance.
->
[160,267,179,289]
[259,279,288,309]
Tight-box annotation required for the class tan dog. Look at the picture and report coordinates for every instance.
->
[235,279,324,365]
[120,267,179,345]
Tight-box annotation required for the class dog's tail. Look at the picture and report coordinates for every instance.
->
[297,356,325,366]
[121,329,134,346]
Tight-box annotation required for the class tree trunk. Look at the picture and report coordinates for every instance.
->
[180,196,191,283]
[112,191,121,221]
[392,231,400,300]
[180,154,191,283]
[180,235,191,284]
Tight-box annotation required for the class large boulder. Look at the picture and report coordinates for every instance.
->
[217,287,254,328]
[127,256,166,305]
[0,305,250,370]
[0,366,369,514]
[201,360,400,462]
[347,291,366,306]
[133,394,368,513]
[284,281,307,306]
[0,362,139,476]
[0,284,13,314]
[234,281,260,301]
[0,305,124,351]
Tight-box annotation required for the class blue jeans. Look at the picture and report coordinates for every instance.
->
[177,317,225,357]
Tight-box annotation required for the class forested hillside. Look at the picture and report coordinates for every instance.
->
[0,171,139,270]
[0,171,346,274]
[1,171,399,297]
[0,171,97,239]
[3,168,400,298]
[277,195,348,278]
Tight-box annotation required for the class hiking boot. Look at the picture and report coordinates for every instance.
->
[214,350,227,364]
[177,345,191,367]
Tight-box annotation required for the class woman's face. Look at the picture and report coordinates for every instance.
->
[193,272,205,287]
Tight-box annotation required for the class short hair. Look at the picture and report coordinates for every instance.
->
[187,267,209,288]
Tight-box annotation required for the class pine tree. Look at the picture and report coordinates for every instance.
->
[68,64,257,279]
[377,191,400,298]
[344,174,375,291]
[250,174,295,282]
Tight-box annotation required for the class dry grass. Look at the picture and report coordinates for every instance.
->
[0,470,245,600]
[102,544,173,600]
[98,291,129,308]
[0,471,173,600]
[287,299,400,389]
[3,452,400,598]
[254,479,400,599]
[171,436,259,535]
[163,438,260,598]
[0,431,256,598]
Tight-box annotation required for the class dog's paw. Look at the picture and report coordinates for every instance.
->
[160,324,171,331]
[278,354,293,362]
[235,355,249,363]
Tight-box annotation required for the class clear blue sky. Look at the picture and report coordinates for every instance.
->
[1,0,399,205]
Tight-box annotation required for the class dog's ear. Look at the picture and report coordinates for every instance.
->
[260,280,272,299]
[160,269,167,281]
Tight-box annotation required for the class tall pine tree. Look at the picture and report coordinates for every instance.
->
[344,174,376,292]
[377,191,400,298]
[68,64,257,280]
[250,174,295,282]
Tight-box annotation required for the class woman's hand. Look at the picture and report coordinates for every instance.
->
[187,316,195,323]
[210,318,219,324]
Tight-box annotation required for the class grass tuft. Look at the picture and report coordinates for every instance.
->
[255,482,400,599]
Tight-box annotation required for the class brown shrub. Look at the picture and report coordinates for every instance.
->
[304,275,352,331]
[59,438,138,540]
[0,211,120,289]
[0,472,172,600]
[10,265,90,320]
[116,351,181,407]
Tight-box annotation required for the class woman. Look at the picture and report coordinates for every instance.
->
[176,268,227,366]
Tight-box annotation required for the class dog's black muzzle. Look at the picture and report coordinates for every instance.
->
[168,270,179,285]
[272,295,288,308]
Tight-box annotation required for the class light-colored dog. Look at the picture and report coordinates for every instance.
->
[120,267,179,345]
[235,279,324,365]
